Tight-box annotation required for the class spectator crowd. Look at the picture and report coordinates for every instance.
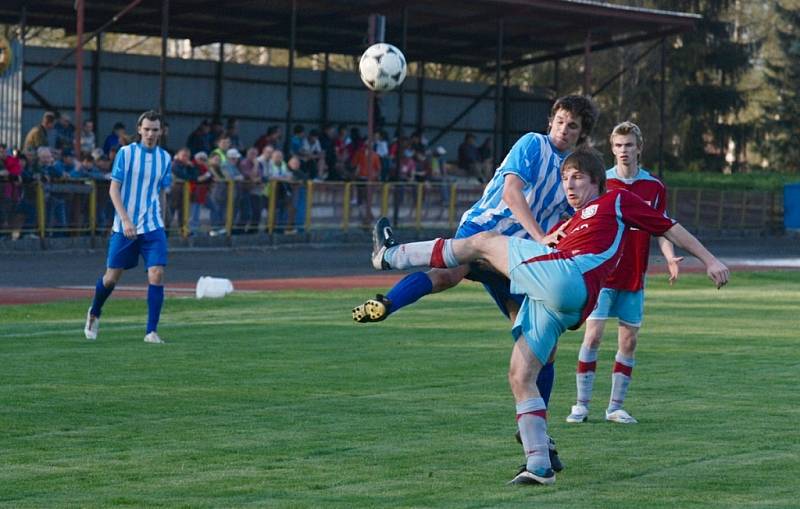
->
[1,111,494,239]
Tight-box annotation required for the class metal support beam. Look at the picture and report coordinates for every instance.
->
[502,70,510,155]
[214,42,223,120]
[159,0,169,115]
[591,39,661,98]
[367,14,385,155]
[320,52,329,126]
[493,18,503,167]
[91,33,102,131]
[658,37,666,178]
[284,0,296,155]
[553,59,559,96]
[396,5,408,136]
[583,30,592,96]
[490,27,684,73]
[22,81,55,111]
[428,85,494,147]
[27,0,144,88]
[416,62,424,134]
[74,0,85,156]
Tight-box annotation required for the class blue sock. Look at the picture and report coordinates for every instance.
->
[146,284,164,334]
[384,271,434,315]
[537,361,555,408]
[90,276,115,318]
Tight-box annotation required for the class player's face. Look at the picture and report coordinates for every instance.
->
[138,119,161,149]
[548,109,583,151]
[562,165,599,209]
[611,133,640,168]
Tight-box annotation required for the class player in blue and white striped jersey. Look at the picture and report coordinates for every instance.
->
[84,110,173,344]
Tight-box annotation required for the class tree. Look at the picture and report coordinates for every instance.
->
[760,1,800,172]
[658,0,758,172]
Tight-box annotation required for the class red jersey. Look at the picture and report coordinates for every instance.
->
[603,167,668,291]
[535,188,675,328]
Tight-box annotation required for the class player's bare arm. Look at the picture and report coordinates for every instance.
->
[502,174,546,243]
[109,180,136,239]
[657,236,683,284]
[662,224,729,288]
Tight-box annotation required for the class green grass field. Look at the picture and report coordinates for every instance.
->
[1,272,799,508]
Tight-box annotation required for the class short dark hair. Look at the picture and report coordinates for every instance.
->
[561,147,606,194]
[550,95,599,146]
[137,110,162,128]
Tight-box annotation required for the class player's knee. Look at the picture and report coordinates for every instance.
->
[583,322,605,349]
[584,335,602,350]
[508,363,534,395]
[103,269,123,286]
[618,328,638,354]
[148,266,165,285]
[428,267,466,291]
[468,231,498,254]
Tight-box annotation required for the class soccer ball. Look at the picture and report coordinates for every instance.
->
[359,43,407,92]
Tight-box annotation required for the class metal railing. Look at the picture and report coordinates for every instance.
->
[0,177,785,241]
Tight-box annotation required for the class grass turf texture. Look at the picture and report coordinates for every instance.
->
[1,272,798,508]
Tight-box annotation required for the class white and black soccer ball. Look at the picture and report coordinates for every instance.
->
[359,43,407,92]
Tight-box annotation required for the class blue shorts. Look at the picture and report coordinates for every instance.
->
[455,222,524,318]
[506,237,587,364]
[107,229,168,270]
[587,287,644,328]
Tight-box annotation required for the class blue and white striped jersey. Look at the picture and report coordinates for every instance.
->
[111,143,172,234]
[458,133,571,239]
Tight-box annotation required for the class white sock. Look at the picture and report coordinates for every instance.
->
[608,352,635,412]
[576,345,598,407]
[442,238,459,268]
[384,240,438,270]
[516,398,550,472]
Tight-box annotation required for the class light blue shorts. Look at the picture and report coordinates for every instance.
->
[587,287,644,327]
[506,237,587,364]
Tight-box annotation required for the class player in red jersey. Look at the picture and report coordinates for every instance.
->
[368,147,728,486]
[566,122,683,425]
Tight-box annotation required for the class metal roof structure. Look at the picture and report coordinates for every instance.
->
[0,0,701,170]
[0,0,700,69]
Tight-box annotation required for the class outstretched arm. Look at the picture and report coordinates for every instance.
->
[663,224,729,288]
